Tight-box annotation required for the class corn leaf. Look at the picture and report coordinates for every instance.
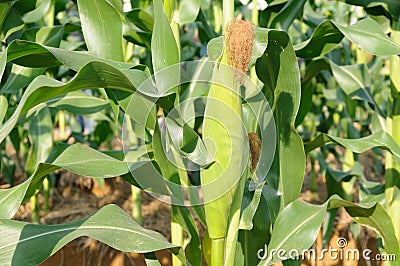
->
[258,199,326,265]
[270,0,307,31]
[0,143,150,219]
[175,0,201,25]
[256,30,305,208]
[126,8,154,32]
[5,40,135,70]
[0,180,31,220]
[22,0,51,23]
[304,130,400,166]
[25,107,53,175]
[342,0,400,18]
[235,182,271,266]
[330,61,385,117]
[0,204,183,266]
[152,0,179,74]
[295,18,400,58]
[0,2,11,33]
[258,195,400,265]
[0,25,64,94]
[43,91,110,115]
[0,51,6,81]
[77,0,124,61]
[0,51,179,144]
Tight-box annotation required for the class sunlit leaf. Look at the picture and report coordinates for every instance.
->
[0,205,184,266]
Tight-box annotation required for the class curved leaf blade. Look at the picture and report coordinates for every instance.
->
[46,91,109,114]
[270,0,306,31]
[258,200,326,265]
[295,18,400,58]
[258,195,400,265]
[126,8,154,32]
[0,60,150,144]
[22,0,51,23]
[256,30,305,207]
[77,0,124,61]
[175,0,201,25]
[0,205,183,266]
[0,143,150,219]
[304,130,400,166]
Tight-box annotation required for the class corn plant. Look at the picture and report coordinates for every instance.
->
[1,0,400,265]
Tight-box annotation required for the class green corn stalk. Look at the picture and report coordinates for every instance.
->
[212,1,222,33]
[42,177,50,213]
[201,0,250,263]
[202,51,243,266]
[131,185,143,225]
[58,111,66,139]
[41,0,56,215]
[251,0,258,26]
[386,17,400,243]
[123,43,144,226]
[341,148,355,201]
[30,194,39,223]
[126,117,143,225]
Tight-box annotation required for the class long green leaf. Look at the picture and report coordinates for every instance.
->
[126,8,154,32]
[22,0,51,23]
[295,18,400,58]
[0,143,150,219]
[175,0,201,25]
[1,26,65,94]
[0,58,160,144]
[258,195,400,265]
[270,0,306,31]
[256,30,305,208]
[0,2,11,33]
[25,107,53,175]
[236,184,271,266]
[6,40,135,70]
[0,180,31,220]
[77,0,124,61]
[330,61,384,116]
[327,196,400,264]
[304,130,400,165]
[342,0,400,18]
[45,91,109,115]
[0,204,183,266]
[171,205,201,266]
[258,200,326,265]
[152,0,179,73]
[0,51,6,81]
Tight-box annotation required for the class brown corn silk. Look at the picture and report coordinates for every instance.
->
[226,19,260,173]
[248,132,261,173]
[225,18,254,81]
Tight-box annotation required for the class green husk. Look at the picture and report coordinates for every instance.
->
[201,17,254,265]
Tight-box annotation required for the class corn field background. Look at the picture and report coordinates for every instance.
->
[0,0,400,265]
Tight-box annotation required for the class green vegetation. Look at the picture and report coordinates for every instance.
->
[0,0,400,265]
